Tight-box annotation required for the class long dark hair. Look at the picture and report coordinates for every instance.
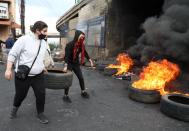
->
[31,21,48,33]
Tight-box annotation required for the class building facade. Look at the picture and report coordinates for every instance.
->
[0,0,19,41]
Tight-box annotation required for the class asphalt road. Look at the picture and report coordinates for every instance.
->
[0,64,188,131]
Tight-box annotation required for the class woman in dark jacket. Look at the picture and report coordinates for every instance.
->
[63,30,94,103]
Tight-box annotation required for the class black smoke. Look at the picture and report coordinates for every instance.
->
[128,0,189,68]
[128,0,189,92]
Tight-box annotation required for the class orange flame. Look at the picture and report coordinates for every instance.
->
[107,53,133,75]
[132,59,180,95]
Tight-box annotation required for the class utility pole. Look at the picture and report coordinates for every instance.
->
[75,0,80,4]
[20,0,25,34]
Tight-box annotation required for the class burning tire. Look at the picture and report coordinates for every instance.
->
[44,69,73,90]
[160,94,189,122]
[128,86,161,103]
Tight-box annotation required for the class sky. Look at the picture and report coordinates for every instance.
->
[16,0,75,37]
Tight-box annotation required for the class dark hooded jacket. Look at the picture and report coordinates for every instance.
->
[64,30,90,66]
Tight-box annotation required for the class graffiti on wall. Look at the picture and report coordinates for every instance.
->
[76,21,88,38]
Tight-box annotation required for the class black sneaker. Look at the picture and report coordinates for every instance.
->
[10,106,18,119]
[62,95,72,103]
[81,91,90,98]
[37,113,49,124]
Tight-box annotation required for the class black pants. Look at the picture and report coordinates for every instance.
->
[13,73,45,114]
[65,64,85,95]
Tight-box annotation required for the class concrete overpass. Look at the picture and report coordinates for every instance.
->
[56,0,92,30]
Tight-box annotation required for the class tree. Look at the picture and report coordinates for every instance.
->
[48,43,57,51]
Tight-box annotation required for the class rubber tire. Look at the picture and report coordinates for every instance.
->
[96,64,108,71]
[128,85,161,104]
[44,70,73,90]
[103,68,117,76]
[160,94,189,122]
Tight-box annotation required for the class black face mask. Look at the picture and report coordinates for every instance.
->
[38,34,46,40]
